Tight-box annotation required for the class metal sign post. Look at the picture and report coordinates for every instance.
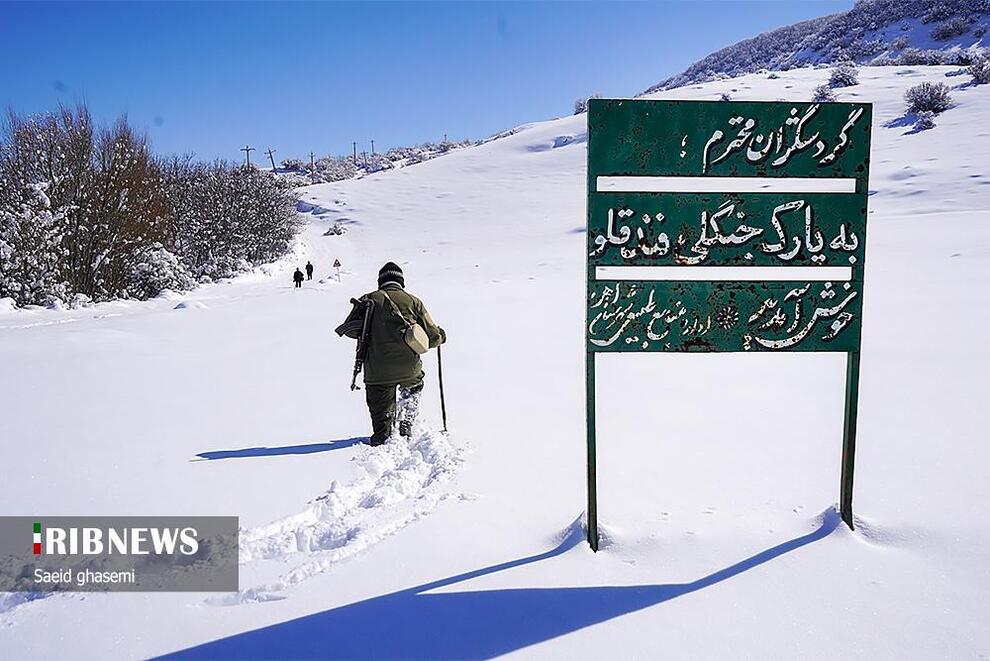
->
[585,99,873,550]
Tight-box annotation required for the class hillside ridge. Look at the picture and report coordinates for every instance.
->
[645,0,989,93]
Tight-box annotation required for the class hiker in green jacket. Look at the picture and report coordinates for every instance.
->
[361,262,445,446]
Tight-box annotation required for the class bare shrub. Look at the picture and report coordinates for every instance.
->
[931,16,971,41]
[968,53,990,84]
[812,84,837,103]
[922,2,953,24]
[914,110,937,131]
[897,48,948,65]
[904,81,953,114]
[829,62,859,88]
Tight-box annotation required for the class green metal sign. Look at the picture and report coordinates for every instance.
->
[588,193,865,267]
[588,279,863,353]
[585,99,873,550]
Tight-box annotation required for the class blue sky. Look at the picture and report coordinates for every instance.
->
[1,1,851,162]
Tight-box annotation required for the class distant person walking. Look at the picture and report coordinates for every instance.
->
[293,267,304,288]
[306,261,314,280]
[353,262,445,446]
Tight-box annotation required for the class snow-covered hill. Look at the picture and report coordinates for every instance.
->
[647,0,989,92]
[1,64,988,658]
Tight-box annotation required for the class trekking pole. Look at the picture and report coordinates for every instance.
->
[437,343,448,432]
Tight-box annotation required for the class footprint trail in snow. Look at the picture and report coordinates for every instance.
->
[214,429,467,605]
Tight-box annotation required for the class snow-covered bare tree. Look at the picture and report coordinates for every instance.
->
[0,103,302,307]
[126,242,195,298]
[1,104,165,302]
[574,93,602,115]
[160,161,299,281]
[0,182,69,306]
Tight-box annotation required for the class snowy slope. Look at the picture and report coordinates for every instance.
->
[1,65,989,659]
[648,0,990,91]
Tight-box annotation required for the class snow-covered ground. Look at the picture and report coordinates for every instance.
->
[2,65,989,659]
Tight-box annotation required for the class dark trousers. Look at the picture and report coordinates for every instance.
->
[365,376,424,444]
[306,272,313,280]
[294,280,302,288]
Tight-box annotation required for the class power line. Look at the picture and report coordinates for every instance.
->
[240,145,255,167]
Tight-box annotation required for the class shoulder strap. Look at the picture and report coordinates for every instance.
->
[381,290,413,328]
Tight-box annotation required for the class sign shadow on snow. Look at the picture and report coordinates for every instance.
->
[163,510,841,659]
[194,437,365,461]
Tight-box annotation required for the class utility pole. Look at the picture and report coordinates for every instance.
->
[371,139,375,155]
[266,148,277,171]
[362,151,368,167]
[240,145,255,167]
[309,151,316,169]
[352,141,357,164]
[443,133,448,143]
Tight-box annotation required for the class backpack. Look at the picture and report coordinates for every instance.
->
[381,290,430,355]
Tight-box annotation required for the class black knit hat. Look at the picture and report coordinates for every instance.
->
[378,262,404,289]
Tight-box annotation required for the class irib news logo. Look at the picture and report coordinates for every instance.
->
[3,516,238,592]
[31,520,200,556]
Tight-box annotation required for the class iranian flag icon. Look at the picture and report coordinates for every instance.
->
[33,522,41,555]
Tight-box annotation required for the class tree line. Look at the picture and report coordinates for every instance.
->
[279,138,476,185]
[0,103,299,308]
